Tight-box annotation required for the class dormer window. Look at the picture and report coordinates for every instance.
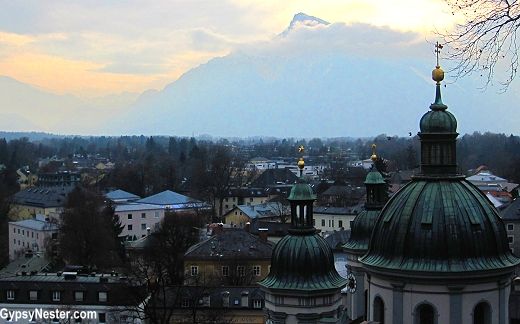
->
[98,292,107,302]
[29,290,38,301]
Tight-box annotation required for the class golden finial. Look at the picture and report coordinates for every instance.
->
[298,145,305,171]
[432,42,444,85]
[371,143,377,162]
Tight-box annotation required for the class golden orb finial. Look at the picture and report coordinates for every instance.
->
[298,145,305,170]
[371,143,377,162]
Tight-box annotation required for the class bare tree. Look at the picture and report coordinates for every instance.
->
[112,211,233,324]
[438,0,520,90]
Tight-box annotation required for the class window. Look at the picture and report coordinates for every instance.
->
[155,222,159,229]
[31,232,33,238]
[141,213,146,219]
[253,266,261,276]
[141,224,147,230]
[417,303,435,324]
[182,299,190,307]
[222,266,229,276]
[374,296,385,324]
[234,299,240,305]
[321,219,325,227]
[249,198,253,202]
[237,266,245,277]
[22,230,24,235]
[509,235,514,244]
[191,266,198,276]
[75,291,83,302]
[52,291,60,301]
[128,224,133,231]
[17,229,20,234]
[98,313,106,324]
[338,220,343,228]
[225,198,229,202]
[29,290,38,301]
[98,292,107,302]
[473,301,491,324]
[154,212,159,218]
[508,223,514,231]
[12,228,15,234]
[127,214,133,220]
[6,290,14,300]
[253,300,262,308]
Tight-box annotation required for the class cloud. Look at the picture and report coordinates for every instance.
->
[241,21,429,62]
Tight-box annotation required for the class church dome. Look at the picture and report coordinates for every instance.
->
[360,177,519,276]
[260,233,347,291]
[288,177,315,201]
[343,209,380,254]
[364,169,386,184]
[344,168,386,254]
[420,108,457,133]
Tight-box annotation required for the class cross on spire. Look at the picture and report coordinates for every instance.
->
[435,41,443,67]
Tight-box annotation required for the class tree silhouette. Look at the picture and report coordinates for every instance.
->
[439,0,520,90]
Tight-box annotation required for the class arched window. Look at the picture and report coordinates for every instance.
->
[373,296,384,324]
[414,303,436,324]
[473,301,491,324]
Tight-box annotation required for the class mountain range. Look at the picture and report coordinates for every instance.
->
[2,13,520,138]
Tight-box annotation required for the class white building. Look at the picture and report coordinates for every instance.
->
[8,214,58,260]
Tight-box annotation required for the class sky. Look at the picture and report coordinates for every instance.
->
[0,0,457,99]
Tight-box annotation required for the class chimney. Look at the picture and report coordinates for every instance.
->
[258,228,268,242]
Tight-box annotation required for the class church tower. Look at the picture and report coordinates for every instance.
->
[359,44,519,324]
[343,146,387,321]
[259,147,348,324]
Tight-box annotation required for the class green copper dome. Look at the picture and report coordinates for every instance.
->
[288,177,316,200]
[259,233,348,291]
[420,108,457,133]
[364,169,386,185]
[344,169,386,254]
[343,209,380,254]
[419,85,457,134]
[360,178,519,275]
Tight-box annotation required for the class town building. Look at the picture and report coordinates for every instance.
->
[8,214,59,260]
[114,190,211,241]
[313,205,362,232]
[184,227,275,286]
[500,197,520,256]
[37,171,82,188]
[0,272,141,324]
[223,202,288,227]
[9,186,74,221]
